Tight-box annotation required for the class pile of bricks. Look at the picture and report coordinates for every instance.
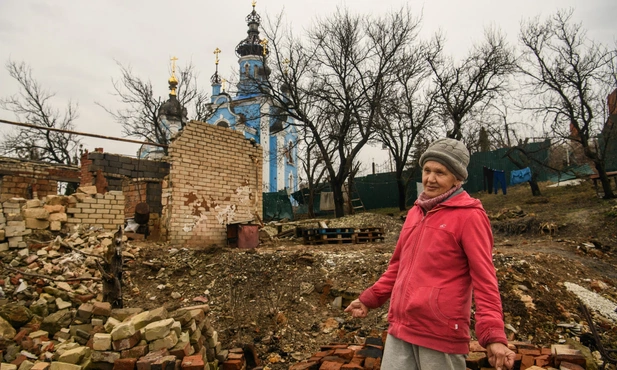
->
[466,340,588,370]
[0,186,126,253]
[0,198,30,251]
[0,304,236,370]
[289,335,386,370]
[288,336,590,370]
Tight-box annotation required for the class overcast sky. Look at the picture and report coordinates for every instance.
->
[0,0,615,170]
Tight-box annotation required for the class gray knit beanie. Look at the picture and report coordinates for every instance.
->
[419,138,470,181]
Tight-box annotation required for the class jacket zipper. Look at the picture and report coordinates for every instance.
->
[398,206,442,314]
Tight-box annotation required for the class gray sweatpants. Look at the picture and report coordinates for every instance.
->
[381,334,466,370]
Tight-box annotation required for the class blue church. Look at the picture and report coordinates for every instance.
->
[205,2,298,194]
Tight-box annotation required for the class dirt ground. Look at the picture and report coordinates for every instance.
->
[122,180,617,368]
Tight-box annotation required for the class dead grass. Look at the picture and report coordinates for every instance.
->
[475,179,617,243]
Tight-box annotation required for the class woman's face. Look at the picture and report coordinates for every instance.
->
[422,160,461,198]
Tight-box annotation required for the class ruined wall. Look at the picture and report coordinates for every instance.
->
[163,121,263,247]
[122,181,148,218]
[0,157,80,201]
[0,187,125,251]
[81,150,169,218]
[66,188,125,231]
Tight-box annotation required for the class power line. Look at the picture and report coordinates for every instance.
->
[0,118,168,148]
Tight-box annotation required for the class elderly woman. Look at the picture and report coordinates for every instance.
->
[345,138,515,370]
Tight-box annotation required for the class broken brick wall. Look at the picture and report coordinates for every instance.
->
[0,157,80,202]
[163,121,263,247]
[81,150,169,221]
[66,190,125,231]
[122,180,148,218]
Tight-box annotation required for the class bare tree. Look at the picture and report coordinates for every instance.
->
[427,28,516,142]
[99,61,212,155]
[518,9,616,199]
[0,60,80,165]
[260,8,421,217]
[296,126,329,218]
[375,40,439,210]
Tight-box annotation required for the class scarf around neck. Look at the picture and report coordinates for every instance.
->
[416,184,463,213]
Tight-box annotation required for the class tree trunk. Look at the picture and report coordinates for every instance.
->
[307,189,316,218]
[332,181,346,218]
[396,177,407,211]
[529,174,542,197]
[100,226,124,308]
[592,160,616,199]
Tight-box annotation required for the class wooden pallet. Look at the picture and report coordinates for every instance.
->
[354,227,385,243]
[303,228,355,245]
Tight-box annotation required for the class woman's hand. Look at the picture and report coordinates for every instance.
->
[344,299,369,318]
[486,342,516,370]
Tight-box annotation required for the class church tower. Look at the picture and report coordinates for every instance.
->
[206,2,298,194]
[235,1,269,97]
[140,57,188,159]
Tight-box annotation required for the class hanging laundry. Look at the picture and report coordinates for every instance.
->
[511,167,532,185]
[320,192,335,211]
[493,170,507,195]
[483,166,494,194]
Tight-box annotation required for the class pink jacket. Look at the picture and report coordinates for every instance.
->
[359,191,508,354]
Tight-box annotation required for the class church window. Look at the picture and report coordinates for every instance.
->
[244,63,250,76]
[288,173,294,191]
[217,120,230,128]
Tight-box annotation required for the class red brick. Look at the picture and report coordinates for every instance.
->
[350,357,364,365]
[11,355,27,366]
[113,330,142,351]
[288,362,320,370]
[20,337,36,352]
[321,356,346,364]
[13,328,32,344]
[122,345,149,359]
[319,361,343,370]
[169,342,192,360]
[227,353,244,361]
[181,354,204,370]
[511,342,538,350]
[371,358,381,370]
[320,345,348,351]
[221,359,243,370]
[363,357,376,370]
[518,348,541,356]
[554,353,586,368]
[151,355,178,370]
[313,350,334,359]
[333,349,354,361]
[521,354,535,369]
[136,349,170,370]
[534,354,550,367]
[114,358,138,370]
[341,365,363,369]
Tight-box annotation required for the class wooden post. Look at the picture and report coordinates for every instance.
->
[97,226,124,308]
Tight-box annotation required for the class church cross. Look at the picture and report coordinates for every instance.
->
[213,48,221,65]
[170,56,178,76]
